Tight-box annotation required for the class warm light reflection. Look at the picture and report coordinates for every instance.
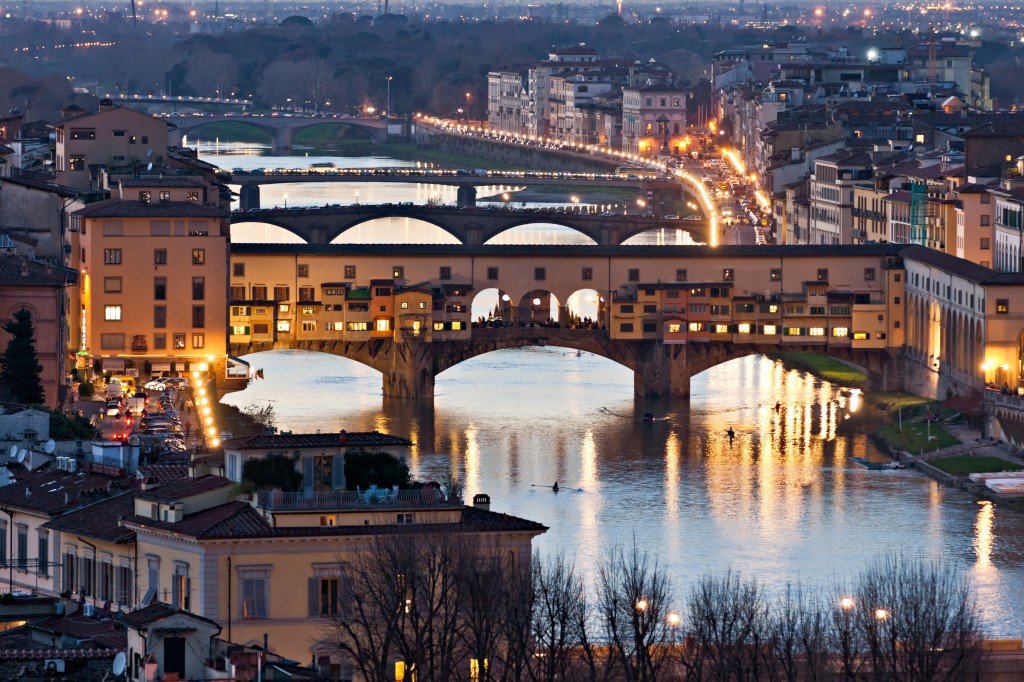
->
[974,500,994,570]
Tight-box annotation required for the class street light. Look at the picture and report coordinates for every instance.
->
[385,75,393,117]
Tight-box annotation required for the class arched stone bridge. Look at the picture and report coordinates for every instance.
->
[164,114,394,150]
[231,328,900,399]
[231,205,711,246]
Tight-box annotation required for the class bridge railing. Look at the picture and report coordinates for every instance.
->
[256,488,462,511]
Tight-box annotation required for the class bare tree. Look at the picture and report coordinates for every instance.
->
[683,569,768,682]
[852,556,986,682]
[457,542,513,682]
[531,553,589,682]
[597,542,676,682]
[764,585,831,682]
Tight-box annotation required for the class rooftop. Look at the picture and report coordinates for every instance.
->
[0,255,78,288]
[72,198,226,219]
[135,474,232,502]
[903,245,1024,285]
[0,469,131,515]
[40,493,135,544]
[224,431,413,450]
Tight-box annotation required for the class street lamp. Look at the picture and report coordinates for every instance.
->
[385,76,393,117]
[465,91,471,119]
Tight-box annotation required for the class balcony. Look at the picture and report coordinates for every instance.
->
[256,488,463,512]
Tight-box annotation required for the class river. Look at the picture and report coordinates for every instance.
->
[205,143,1024,635]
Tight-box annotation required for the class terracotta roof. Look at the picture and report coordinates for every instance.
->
[0,469,131,516]
[882,190,912,204]
[72,198,226,219]
[119,178,204,188]
[135,474,232,502]
[40,493,135,543]
[136,463,189,486]
[0,255,78,287]
[224,431,412,450]
[30,614,128,650]
[128,501,547,540]
[902,245,1024,284]
[960,116,1024,138]
[117,602,221,631]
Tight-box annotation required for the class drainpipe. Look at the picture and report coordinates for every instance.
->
[227,555,232,642]
[2,506,12,591]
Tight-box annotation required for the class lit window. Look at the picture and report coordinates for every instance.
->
[788,327,803,336]
[434,322,445,331]
[401,302,409,309]
[688,322,703,332]
[768,304,778,313]
[667,323,682,333]
[104,305,122,321]
[715,324,729,334]
[451,321,462,330]
[853,332,869,340]
[302,321,316,332]
[232,325,249,335]
[737,323,751,334]
[279,304,290,313]
[375,319,391,332]
[763,325,777,335]
[832,327,849,337]
[277,321,291,332]
[347,321,369,331]
[809,327,825,336]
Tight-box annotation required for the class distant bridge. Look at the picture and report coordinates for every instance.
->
[231,204,710,245]
[109,93,253,108]
[163,114,396,150]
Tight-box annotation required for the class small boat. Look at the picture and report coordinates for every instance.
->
[311,161,335,168]
[642,412,654,422]
[851,456,902,471]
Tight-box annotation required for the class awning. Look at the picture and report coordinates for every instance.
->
[228,355,250,367]
[150,362,171,373]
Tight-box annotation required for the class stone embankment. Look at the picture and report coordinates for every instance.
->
[413,124,616,174]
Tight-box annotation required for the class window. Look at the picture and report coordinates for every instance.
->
[154,333,166,350]
[620,304,634,313]
[192,249,205,265]
[419,301,427,310]
[187,191,199,202]
[252,285,267,300]
[192,277,205,300]
[763,325,777,335]
[737,323,751,334]
[400,302,409,309]
[392,266,404,278]
[154,249,167,265]
[240,571,269,619]
[35,531,48,575]
[487,267,499,280]
[375,319,391,332]
[172,565,190,610]
[676,269,687,282]
[619,323,634,333]
[116,564,132,605]
[348,321,369,331]
[809,327,825,336]
[104,249,122,265]
[173,333,186,349]
[192,333,205,348]
[769,268,781,282]
[68,155,85,171]
[628,268,640,282]
[104,277,122,293]
[274,286,290,302]
[151,277,167,301]
[0,522,5,567]
[103,220,123,236]
[667,323,682,333]
[70,128,95,140]
[723,268,734,281]
[302,321,316,332]
[817,269,829,282]
[192,306,205,328]
[439,266,452,280]
[344,265,356,279]
[104,305,122,321]
[233,262,245,277]
[397,513,415,524]
[688,322,704,332]
[99,559,114,601]
[277,320,291,333]
[313,577,342,616]
[864,268,875,281]
[981,215,990,226]
[876,332,887,340]
[581,267,593,281]
[230,286,246,301]
[534,267,546,281]
[138,190,152,205]
[996,299,1009,315]
[980,238,990,250]
[100,333,125,350]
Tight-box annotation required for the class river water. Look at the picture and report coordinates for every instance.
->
[206,143,1024,635]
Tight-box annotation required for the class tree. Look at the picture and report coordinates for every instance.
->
[0,308,45,405]
[241,452,302,491]
[344,449,411,490]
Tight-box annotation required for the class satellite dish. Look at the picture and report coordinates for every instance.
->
[112,652,127,677]
[145,148,153,158]
[16,449,27,463]
[8,444,17,458]
[146,162,153,172]
[44,439,56,454]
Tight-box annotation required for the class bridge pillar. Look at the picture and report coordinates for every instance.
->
[239,182,261,211]
[634,341,691,398]
[273,127,294,153]
[456,183,477,208]
[382,343,436,399]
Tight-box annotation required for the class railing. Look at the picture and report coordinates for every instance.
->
[985,388,1024,410]
[256,489,462,511]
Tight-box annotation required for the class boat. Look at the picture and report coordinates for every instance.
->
[851,456,903,471]
[311,162,335,168]
[642,412,654,422]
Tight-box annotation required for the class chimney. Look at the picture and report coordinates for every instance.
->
[24,487,31,497]
[338,429,347,446]
[472,493,490,511]
[98,98,114,112]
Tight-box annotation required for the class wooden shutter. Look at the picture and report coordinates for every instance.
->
[308,577,320,617]
[332,454,345,490]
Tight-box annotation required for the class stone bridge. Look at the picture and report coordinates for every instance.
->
[164,114,396,150]
[231,205,710,245]
[230,328,900,399]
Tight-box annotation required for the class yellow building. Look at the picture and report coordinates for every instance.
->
[71,190,229,378]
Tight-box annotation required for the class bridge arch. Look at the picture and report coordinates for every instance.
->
[231,218,312,244]
[288,121,378,144]
[565,288,607,326]
[326,216,463,245]
[179,120,275,145]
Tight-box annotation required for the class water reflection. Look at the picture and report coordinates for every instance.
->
[222,349,1024,633]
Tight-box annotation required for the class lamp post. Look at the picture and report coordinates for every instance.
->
[386,76,393,117]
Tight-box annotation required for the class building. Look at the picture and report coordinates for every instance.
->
[53,100,174,191]
[0,254,78,408]
[807,151,873,244]
[69,187,229,379]
[621,86,688,157]
[990,184,1024,273]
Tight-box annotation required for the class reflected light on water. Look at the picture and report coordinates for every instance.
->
[975,500,994,571]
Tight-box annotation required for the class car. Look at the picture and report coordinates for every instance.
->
[106,403,122,417]
[663,215,680,220]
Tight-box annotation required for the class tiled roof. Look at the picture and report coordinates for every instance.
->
[902,245,1024,284]
[229,243,909,258]
[960,116,1024,138]
[128,501,546,540]
[30,614,128,650]
[0,255,78,287]
[72,198,226,219]
[119,178,204,188]
[136,463,189,486]
[135,474,232,502]
[0,469,132,515]
[117,602,221,630]
[41,493,135,544]
[0,172,76,197]
[224,431,412,450]
[882,190,912,203]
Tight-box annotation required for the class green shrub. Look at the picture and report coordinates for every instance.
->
[78,381,94,398]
